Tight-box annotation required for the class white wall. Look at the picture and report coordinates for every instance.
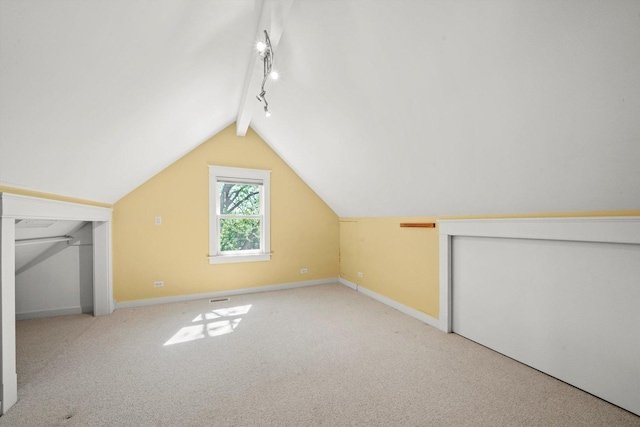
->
[439,217,640,416]
[15,223,93,320]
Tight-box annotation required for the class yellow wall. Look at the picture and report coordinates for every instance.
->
[0,186,112,208]
[5,137,637,318]
[113,124,339,303]
[340,210,640,319]
[339,217,440,317]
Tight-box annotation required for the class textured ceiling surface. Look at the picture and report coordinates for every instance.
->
[1,0,259,203]
[1,1,639,216]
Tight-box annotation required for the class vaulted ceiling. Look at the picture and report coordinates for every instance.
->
[1,0,639,217]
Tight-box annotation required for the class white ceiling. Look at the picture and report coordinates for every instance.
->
[1,0,259,203]
[2,0,639,216]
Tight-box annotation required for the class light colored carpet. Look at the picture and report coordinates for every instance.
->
[2,283,639,426]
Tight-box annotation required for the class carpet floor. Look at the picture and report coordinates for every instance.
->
[2,283,638,426]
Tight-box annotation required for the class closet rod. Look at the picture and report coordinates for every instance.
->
[15,236,73,247]
[400,223,436,228]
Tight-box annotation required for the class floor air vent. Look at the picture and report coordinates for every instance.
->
[210,298,230,303]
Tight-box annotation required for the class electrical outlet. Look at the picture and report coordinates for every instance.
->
[357,272,363,278]
[154,281,164,287]
[155,216,162,225]
[300,268,308,274]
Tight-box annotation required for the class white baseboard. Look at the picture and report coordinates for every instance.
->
[338,277,358,290]
[115,277,339,310]
[16,305,92,321]
[340,278,440,329]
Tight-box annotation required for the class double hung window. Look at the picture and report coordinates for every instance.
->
[208,166,270,264]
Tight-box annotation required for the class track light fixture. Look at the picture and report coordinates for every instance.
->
[256,30,277,117]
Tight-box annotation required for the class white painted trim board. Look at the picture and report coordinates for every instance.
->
[438,215,640,416]
[0,192,114,414]
[338,277,357,290]
[339,278,439,329]
[116,278,339,310]
[438,216,640,333]
[0,192,112,222]
[16,306,93,321]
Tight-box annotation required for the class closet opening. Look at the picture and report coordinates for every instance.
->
[0,192,113,414]
[15,219,94,320]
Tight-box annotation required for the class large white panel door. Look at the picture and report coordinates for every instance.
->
[452,236,640,416]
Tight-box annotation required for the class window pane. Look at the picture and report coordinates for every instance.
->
[220,218,261,252]
[218,183,260,215]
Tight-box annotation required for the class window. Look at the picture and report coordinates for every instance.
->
[209,166,270,264]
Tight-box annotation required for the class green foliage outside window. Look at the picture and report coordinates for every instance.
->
[220,218,260,251]
[219,183,261,251]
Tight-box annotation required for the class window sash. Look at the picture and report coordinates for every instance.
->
[217,178,264,186]
[216,217,263,254]
[217,182,261,216]
[208,166,271,264]
[215,180,264,256]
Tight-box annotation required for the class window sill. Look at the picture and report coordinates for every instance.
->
[208,253,271,265]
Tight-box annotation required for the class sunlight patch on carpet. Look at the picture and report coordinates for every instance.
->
[164,305,251,346]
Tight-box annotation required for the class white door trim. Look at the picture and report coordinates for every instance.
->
[0,192,113,414]
[437,216,640,333]
[437,215,640,415]
[0,217,18,414]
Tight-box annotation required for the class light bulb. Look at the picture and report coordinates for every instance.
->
[265,110,271,117]
[256,41,266,53]
[270,70,279,80]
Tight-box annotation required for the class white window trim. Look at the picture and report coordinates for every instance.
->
[208,166,271,264]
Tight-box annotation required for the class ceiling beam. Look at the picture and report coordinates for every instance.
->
[236,0,295,136]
